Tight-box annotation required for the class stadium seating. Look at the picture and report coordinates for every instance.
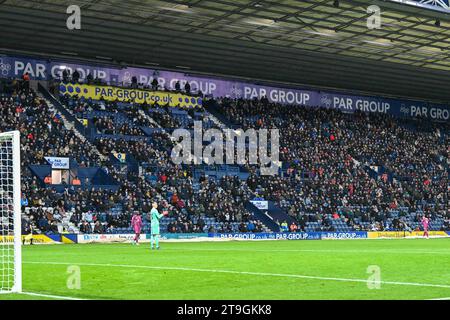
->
[210,97,448,232]
[1,78,448,236]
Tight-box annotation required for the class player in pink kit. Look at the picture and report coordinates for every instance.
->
[131,211,143,245]
[421,215,430,239]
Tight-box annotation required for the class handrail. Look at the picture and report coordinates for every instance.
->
[38,83,86,134]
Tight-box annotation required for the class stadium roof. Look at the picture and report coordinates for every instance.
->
[1,0,450,103]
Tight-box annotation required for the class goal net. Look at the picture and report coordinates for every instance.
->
[0,131,21,294]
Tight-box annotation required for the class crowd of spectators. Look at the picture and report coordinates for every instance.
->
[2,79,448,235]
[93,116,144,136]
[216,97,449,231]
[57,72,204,97]
[94,133,172,165]
[148,109,181,128]
[122,107,156,127]
[18,88,263,234]
[0,86,101,168]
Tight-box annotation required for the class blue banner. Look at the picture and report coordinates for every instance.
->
[1,54,448,122]
[159,233,208,240]
[320,231,368,239]
[207,232,365,240]
[45,156,70,169]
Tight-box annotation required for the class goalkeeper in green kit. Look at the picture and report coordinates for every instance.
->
[150,202,168,250]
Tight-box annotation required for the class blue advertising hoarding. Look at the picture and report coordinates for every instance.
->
[208,232,368,240]
[160,233,209,240]
[320,232,369,240]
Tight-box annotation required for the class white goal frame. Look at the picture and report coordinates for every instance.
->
[0,130,21,294]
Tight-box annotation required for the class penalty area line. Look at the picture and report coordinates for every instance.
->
[25,261,450,290]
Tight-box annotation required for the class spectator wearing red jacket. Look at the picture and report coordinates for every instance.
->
[289,222,298,232]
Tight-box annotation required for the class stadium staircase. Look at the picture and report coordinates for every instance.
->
[204,100,236,128]
[37,84,108,162]
[266,201,296,226]
[134,108,182,147]
[138,109,161,129]
[204,110,228,130]
[244,202,280,232]
[203,102,299,230]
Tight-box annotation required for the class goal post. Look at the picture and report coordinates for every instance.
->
[0,130,21,294]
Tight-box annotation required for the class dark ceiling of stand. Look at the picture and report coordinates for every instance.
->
[1,0,450,103]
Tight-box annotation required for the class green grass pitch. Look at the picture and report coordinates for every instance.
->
[1,238,449,300]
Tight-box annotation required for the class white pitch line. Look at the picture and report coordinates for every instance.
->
[72,244,450,255]
[427,296,450,300]
[19,291,86,300]
[157,248,450,255]
[25,261,450,290]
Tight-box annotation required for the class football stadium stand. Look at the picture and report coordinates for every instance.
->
[0,76,448,237]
